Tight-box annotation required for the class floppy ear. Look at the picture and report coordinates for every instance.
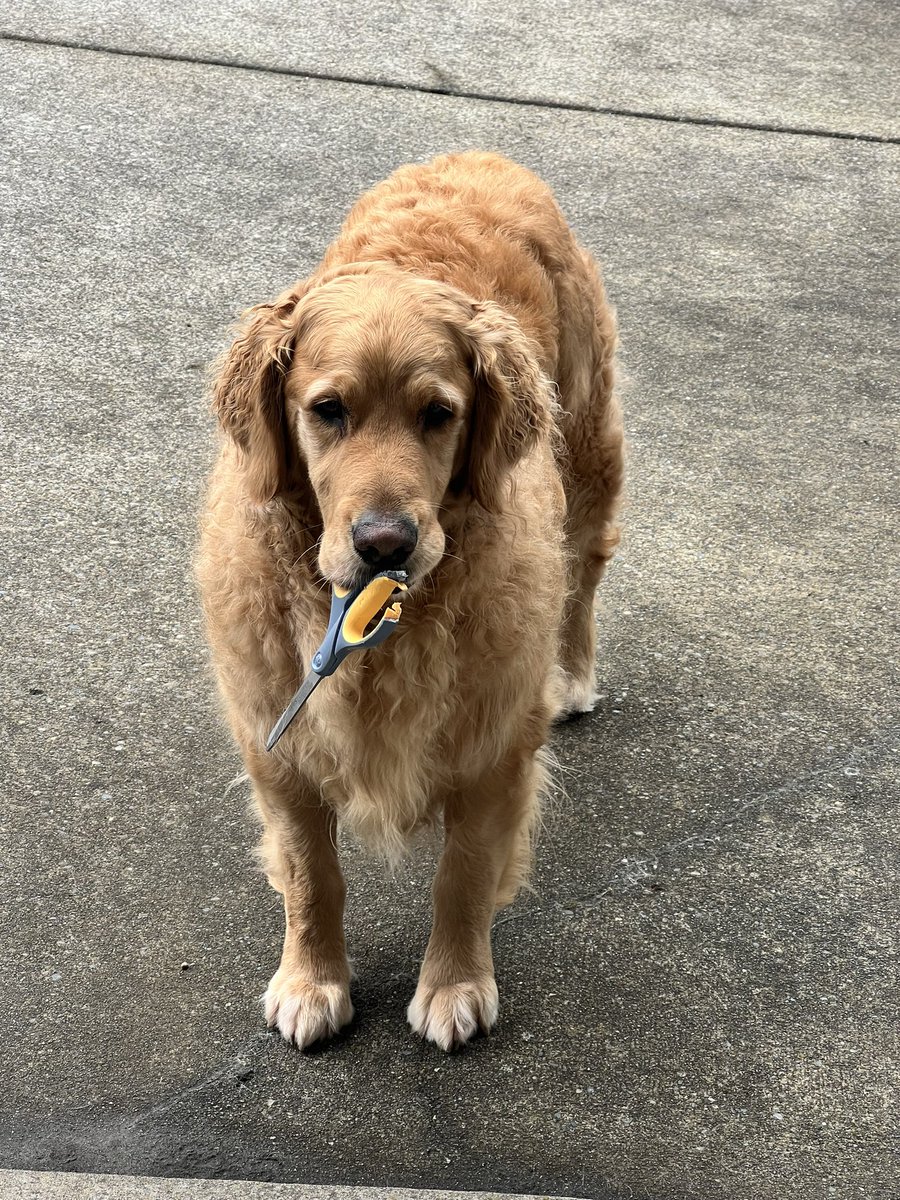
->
[211,284,307,504]
[460,300,554,511]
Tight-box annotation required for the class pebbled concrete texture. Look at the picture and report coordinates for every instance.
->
[0,1170,569,1200]
[2,0,899,140]
[0,27,898,1200]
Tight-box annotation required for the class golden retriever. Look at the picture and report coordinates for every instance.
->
[196,152,624,1051]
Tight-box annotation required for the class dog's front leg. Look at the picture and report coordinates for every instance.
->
[408,750,537,1050]
[249,753,353,1049]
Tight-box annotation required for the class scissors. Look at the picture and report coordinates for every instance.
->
[266,570,408,751]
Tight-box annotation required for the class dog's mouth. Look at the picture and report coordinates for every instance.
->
[321,524,445,595]
[327,551,429,594]
[328,562,406,589]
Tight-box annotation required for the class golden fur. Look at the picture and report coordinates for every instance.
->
[196,152,624,1051]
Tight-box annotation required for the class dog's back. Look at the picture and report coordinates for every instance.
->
[324,152,612,400]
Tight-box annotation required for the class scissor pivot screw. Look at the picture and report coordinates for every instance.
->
[312,653,324,670]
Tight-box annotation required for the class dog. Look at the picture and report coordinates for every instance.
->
[196,151,624,1051]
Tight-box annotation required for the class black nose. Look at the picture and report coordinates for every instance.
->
[352,511,418,569]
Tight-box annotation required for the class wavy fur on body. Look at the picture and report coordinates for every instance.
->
[196,152,623,1051]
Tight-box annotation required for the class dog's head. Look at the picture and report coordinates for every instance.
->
[212,266,552,587]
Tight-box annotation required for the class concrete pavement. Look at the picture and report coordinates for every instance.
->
[0,10,897,1200]
[1,1171,567,1200]
[3,1,898,138]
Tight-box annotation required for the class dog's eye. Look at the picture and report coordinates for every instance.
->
[420,402,455,431]
[312,398,347,431]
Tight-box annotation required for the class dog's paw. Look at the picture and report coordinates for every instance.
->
[407,978,499,1051]
[263,970,353,1049]
[550,665,598,722]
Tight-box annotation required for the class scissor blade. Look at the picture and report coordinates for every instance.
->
[265,670,322,751]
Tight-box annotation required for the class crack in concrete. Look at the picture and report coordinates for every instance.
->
[114,1032,270,1135]
[496,724,897,927]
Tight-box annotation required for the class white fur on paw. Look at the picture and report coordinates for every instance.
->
[407,978,499,1051]
[263,969,353,1049]
[552,666,598,720]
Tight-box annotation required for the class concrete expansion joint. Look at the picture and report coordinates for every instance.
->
[1,31,897,146]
